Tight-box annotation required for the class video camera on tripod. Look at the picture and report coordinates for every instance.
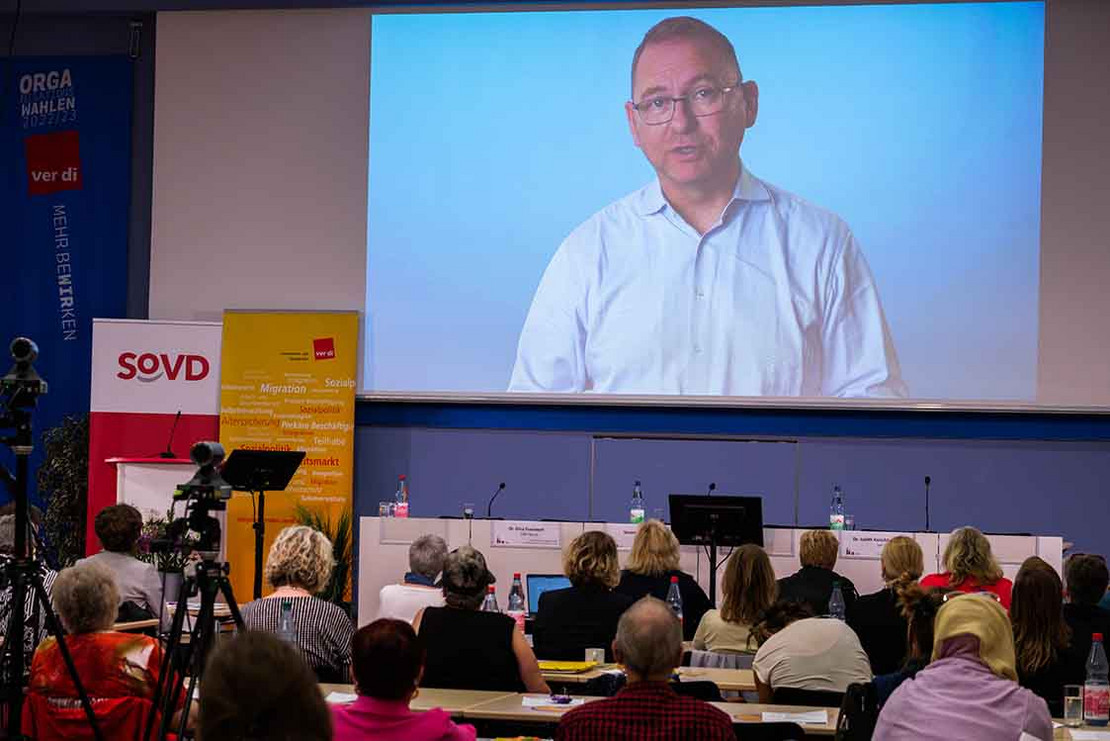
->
[160,441,232,560]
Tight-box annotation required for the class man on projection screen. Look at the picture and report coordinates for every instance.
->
[509,16,906,398]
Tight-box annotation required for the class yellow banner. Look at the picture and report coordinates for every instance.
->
[218,311,358,601]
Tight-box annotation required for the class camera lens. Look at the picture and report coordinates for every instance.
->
[10,337,38,364]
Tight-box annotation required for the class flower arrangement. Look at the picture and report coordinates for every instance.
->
[136,507,197,573]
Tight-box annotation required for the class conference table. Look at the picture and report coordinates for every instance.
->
[541,665,756,692]
[1054,724,1110,740]
[319,684,838,736]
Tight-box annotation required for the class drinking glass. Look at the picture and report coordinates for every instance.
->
[584,648,606,664]
[843,514,856,531]
[378,501,391,517]
[462,502,476,519]
[1065,685,1083,727]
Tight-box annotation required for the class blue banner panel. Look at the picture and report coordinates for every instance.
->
[0,57,132,501]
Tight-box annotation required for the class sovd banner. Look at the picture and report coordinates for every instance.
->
[0,58,132,504]
[219,311,358,600]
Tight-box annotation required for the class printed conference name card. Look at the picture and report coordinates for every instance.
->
[491,521,562,549]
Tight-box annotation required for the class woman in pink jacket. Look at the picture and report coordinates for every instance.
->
[331,619,475,741]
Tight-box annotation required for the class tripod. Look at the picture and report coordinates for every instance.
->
[145,554,245,741]
[0,338,103,740]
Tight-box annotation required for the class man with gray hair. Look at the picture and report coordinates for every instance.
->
[376,533,447,622]
[556,596,735,740]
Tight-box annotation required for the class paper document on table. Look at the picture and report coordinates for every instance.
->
[1069,731,1110,740]
[761,710,828,724]
[325,692,358,704]
[521,695,586,708]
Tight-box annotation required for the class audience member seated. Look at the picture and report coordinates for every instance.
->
[332,618,476,741]
[693,543,775,654]
[377,534,447,622]
[872,583,945,705]
[777,529,859,618]
[78,503,168,629]
[0,512,58,671]
[1063,554,1110,677]
[240,525,355,682]
[848,536,924,674]
[555,597,735,741]
[874,593,1052,741]
[751,600,871,703]
[1012,556,1084,716]
[615,519,711,641]
[198,630,331,741]
[22,562,186,738]
[533,530,635,662]
[920,526,1013,609]
[414,545,549,693]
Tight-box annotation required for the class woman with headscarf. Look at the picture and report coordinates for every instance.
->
[874,593,1053,741]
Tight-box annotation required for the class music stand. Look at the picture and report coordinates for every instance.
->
[220,449,306,600]
[669,494,764,607]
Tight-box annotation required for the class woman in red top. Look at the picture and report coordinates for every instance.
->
[921,526,1013,609]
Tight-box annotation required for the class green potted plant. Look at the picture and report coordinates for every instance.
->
[39,414,89,568]
[136,507,198,603]
[293,504,352,616]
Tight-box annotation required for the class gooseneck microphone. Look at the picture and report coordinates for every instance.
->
[159,410,182,459]
[707,482,717,496]
[486,482,507,519]
[924,475,932,532]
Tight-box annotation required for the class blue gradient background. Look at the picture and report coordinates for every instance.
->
[366,2,1044,399]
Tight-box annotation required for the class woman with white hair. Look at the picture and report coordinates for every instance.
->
[23,561,186,737]
[921,526,1013,609]
[240,525,354,682]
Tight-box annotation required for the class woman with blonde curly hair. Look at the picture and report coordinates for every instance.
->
[615,519,711,640]
[921,526,1013,609]
[533,531,635,662]
[240,525,354,682]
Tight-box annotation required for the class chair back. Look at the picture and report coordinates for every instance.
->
[670,680,723,702]
[835,681,880,741]
[733,721,807,740]
[686,649,753,670]
[21,691,166,741]
[771,686,845,707]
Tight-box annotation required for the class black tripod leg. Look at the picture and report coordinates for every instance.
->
[146,570,193,741]
[175,577,219,740]
[28,572,105,741]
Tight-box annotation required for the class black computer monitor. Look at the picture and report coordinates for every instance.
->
[668,495,764,548]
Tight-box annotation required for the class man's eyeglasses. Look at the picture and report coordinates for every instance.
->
[631,84,741,126]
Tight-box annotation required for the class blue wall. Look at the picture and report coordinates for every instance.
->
[355,401,1110,557]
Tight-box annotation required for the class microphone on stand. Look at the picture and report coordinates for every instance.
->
[486,482,507,519]
[158,411,182,459]
[924,476,932,532]
[706,482,717,496]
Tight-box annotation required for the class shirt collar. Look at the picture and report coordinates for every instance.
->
[403,572,436,587]
[352,696,414,717]
[617,680,678,698]
[634,161,771,217]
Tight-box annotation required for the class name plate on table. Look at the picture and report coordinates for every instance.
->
[491,521,562,549]
[839,531,911,559]
[605,523,640,550]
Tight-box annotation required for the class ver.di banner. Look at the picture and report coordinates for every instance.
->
[219,311,358,600]
[0,57,132,506]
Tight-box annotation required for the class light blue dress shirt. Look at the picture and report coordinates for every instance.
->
[509,165,906,397]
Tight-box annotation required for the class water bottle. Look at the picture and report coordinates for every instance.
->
[481,585,500,613]
[666,575,684,626]
[828,581,846,620]
[393,474,409,518]
[630,480,645,524]
[276,598,296,643]
[829,485,845,530]
[507,573,527,632]
[1085,632,1110,726]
